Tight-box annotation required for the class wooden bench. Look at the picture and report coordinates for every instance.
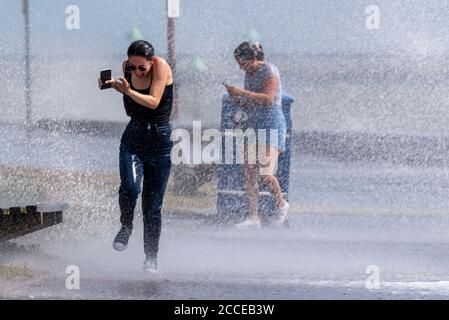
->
[0,203,66,242]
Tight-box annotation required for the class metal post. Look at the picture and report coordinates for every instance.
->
[22,0,32,140]
[167,1,179,120]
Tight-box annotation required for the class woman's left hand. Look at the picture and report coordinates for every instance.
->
[225,85,245,97]
[106,77,130,95]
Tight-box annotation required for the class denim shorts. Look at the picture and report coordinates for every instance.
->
[246,105,287,152]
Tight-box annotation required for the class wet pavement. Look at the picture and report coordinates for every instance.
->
[3,213,449,299]
[2,124,449,299]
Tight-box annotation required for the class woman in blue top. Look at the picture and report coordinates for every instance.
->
[225,42,289,229]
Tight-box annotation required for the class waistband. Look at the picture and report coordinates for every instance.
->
[129,118,170,126]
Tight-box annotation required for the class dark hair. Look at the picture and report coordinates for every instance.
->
[127,40,155,60]
[234,41,264,61]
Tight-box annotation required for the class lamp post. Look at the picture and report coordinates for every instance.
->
[167,0,179,120]
[22,0,32,140]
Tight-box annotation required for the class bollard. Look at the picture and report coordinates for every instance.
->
[216,94,294,225]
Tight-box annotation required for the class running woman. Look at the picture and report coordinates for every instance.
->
[103,40,174,272]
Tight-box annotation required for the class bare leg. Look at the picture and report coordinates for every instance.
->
[243,143,261,221]
[259,146,286,209]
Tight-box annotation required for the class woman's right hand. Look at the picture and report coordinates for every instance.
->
[105,77,130,94]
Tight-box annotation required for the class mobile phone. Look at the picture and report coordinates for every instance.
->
[99,69,112,90]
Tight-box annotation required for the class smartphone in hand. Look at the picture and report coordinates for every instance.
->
[99,69,112,90]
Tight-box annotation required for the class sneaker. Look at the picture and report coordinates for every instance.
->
[273,201,289,227]
[235,217,261,230]
[143,257,158,273]
[113,225,132,251]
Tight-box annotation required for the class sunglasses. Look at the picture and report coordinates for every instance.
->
[128,64,148,72]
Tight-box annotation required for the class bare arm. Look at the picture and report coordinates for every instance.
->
[108,58,171,110]
[126,58,171,110]
[225,76,278,106]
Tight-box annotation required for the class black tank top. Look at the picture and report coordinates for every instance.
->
[122,59,173,123]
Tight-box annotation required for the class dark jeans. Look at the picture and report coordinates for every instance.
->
[118,118,173,259]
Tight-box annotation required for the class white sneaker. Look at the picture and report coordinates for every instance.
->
[273,201,289,227]
[143,257,158,274]
[235,218,261,230]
